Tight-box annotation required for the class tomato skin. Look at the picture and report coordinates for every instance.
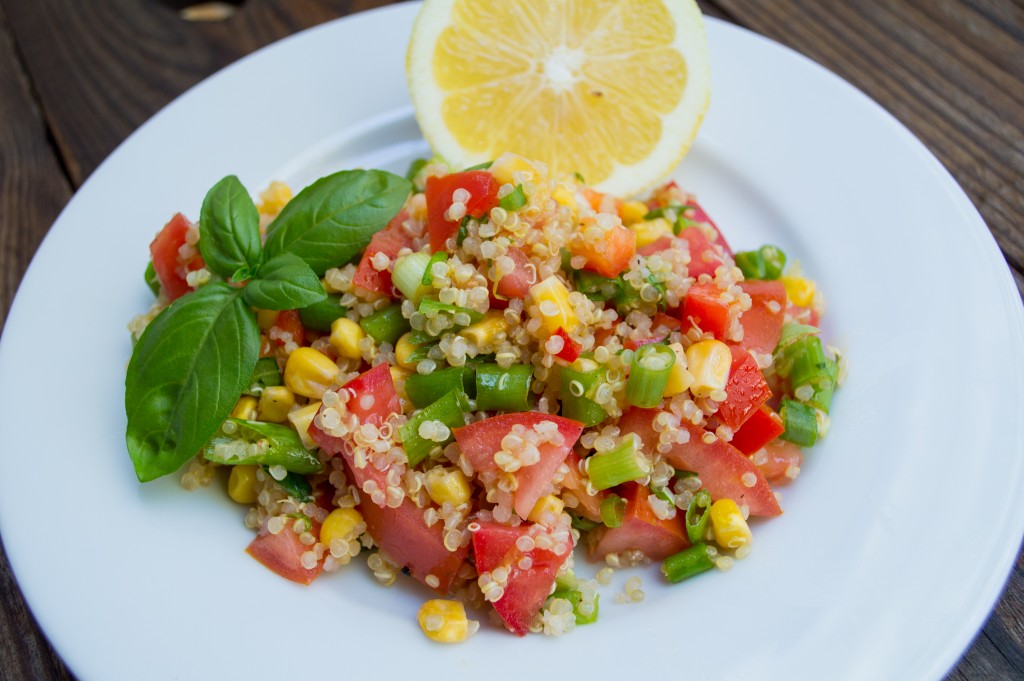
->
[494,246,534,300]
[684,200,733,256]
[730,404,784,455]
[738,280,786,355]
[717,345,772,429]
[573,223,637,278]
[454,413,583,519]
[425,171,500,253]
[753,440,803,486]
[588,483,689,561]
[352,209,413,296]
[472,520,573,636]
[271,310,306,348]
[246,517,323,585]
[553,327,582,362]
[618,408,782,516]
[149,213,204,301]
[681,282,732,338]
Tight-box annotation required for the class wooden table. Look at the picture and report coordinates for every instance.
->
[1,1,1021,678]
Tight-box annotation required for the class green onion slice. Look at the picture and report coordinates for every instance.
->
[685,489,712,543]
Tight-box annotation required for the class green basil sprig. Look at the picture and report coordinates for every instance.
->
[127,169,410,481]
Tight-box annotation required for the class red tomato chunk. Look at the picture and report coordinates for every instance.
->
[425,171,500,253]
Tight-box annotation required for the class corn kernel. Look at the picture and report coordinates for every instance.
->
[231,396,258,420]
[459,310,508,347]
[329,317,365,360]
[489,152,536,186]
[227,464,259,504]
[685,340,732,398]
[663,343,695,397]
[709,498,752,549]
[529,275,579,335]
[287,401,322,449]
[782,275,816,307]
[551,185,577,211]
[619,200,649,226]
[629,217,673,248]
[395,332,422,369]
[527,494,565,524]
[320,508,364,546]
[256,309,279,332]
[258,386,295,423]
[258,180,293,216]
[390,366,412,400]
[424,467,472,506]
[284,347,338,399]
[417,599,473,643]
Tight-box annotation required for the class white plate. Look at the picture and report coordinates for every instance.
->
[2,4,1022,680]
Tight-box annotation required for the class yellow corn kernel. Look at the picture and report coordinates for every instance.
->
[230,396,258,421]
[287,401,322,449]
[619,200,649,226]
[390,366,412,400]
[424,467,472,506]
[527,494,565,524]
[227,464,259,504]
[629,217,673,248]
[663,343,695,397]
[551,185,577,211]
[329,317,365,360]
[258,181,293,216]
[256,309,279,332]
[258,386,295,423]
[459,310,508,347]
[529,275,579,335]
[709,498,752,549]
[781,275,816,307]
[685,340,732,398]
[284,347,338,399]
[395,332,423,369]
[417,599,473,643]
[489,152,536,186]
[320,508,364,546]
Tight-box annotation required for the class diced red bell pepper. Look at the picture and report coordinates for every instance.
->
[717,346,772,430]
[573,221,637,278]
[553,327,582,362]
[682,282,733,338]
[753,440,803,487]
[472,520,573,636]
[738,280,786,354]
[618,408,782,516]
[149,212,205,301]
[246,517,323,585]
[454,413,583,520]
[352,209,413,296]
[588,482,689,561]
[494,246,534,300]
[560,451,604,522]
[730,404,785,455]
[425,171,500,253]
[270,310,306,348]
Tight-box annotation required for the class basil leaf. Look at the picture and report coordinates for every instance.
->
[125,283,259,481]
[263,170,411,275]
[198,175,262,278]
[144,261,160,296]
[242,252,327,311]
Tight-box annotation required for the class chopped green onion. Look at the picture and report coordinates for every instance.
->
[457,215,471,246]
[548,579,600,625]
[685,489,712,543]
[463,160,494,170]
[805,356,838,412]
[570,513,600,532]
[404,366,468,409]
[499,184,528,211]
[270,468,313,502]
[204,419,322,474]
[773,328,822,377]
[392,252,432,302]
[359,304,411,346]
[574,270,620,302]
[600,494,626,528]
[662,543,715,583]
[298,293,347,332]
[400,390,468,467]
[760,245,787,279]
[559,359,607,427]
[421,251,448,287]
[245,357,282,395]
[781,334,828,386]
[475,363,534,411]
[780,398,817,447]
[144,261,160,296]
[626,343,675,408]
[418,298,484,326]
[735,249,767,280]
[586,435,651,491]
[560,247,573,272]
[405,158,428,182]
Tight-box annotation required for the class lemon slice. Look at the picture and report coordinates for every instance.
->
[407,0,710,196]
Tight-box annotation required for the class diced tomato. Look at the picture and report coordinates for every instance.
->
[573,222,636,278]
[638,235,674,257]
[681,282,733,338]
[787,303,820,327]
[683,201,732,255]
[618,408,781,516]
[730,405,785,455]
[472,520,573,636]
[651,312,681,334]
[425,171,500,253]
[454,413,583,519]
[553,327,582,362]
[246,517,323,585]
[341,363,401,426]
[560,451,604,522]
[717,346,772,429]
[271,310,306,348]
[738,280,786,354]
[680,226,728,279]
[352,209,413,296]
[623,336,664,351]
[493,246,534,300]
[588,483,689,561]
[753,440,803,486]
[149,212,204,301]
[581,187,622,213]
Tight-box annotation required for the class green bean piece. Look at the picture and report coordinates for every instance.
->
[204,418,322,474]
[662,543,715,583]
[780,399,818,447]
[359,304,411,346]
[475,363,534,411]
[400,390,468,467]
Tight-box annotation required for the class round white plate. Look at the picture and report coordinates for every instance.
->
[2,4,1022,680]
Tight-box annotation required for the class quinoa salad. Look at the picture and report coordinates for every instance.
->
[126,153,843,641]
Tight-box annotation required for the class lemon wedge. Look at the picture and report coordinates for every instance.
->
[407,0,710,196]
